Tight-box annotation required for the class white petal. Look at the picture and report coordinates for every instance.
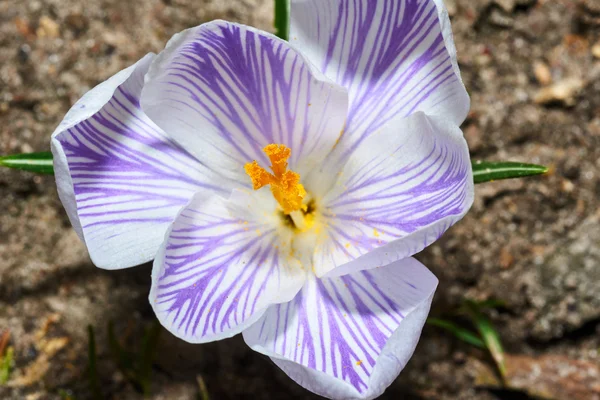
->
[52,54,222,270]
[290,0,469,152]
[244,257,437,399]
[141,20,347,183]
[310,112,473,278]
[150,189,307,343]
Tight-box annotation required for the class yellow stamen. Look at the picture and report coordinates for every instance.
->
[244,144,307,214]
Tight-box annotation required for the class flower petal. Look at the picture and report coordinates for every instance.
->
[150,189,307,343]
[52,54,221,270]
[290,0,469,151]
[312,112,473,278]
[244,257,437,399]
[141,20,348,183]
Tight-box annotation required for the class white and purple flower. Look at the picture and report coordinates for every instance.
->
[51,0,473,398]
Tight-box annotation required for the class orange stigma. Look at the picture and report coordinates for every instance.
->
[244,144,307,214]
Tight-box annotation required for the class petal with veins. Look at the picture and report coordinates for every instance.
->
[244,257,437,399]
[150,190,307,343]
[310,112,473,278]
[290,0,469,155]
[141,20,348,184]
[52,54,221,270]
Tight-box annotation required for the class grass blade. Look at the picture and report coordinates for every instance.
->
[107,321,135,380]
[0,151,548,187]
[473,161,548,184]
[0,152,54,174]
[274,0,290,40]
[196,375,210,400]
[427,318,486,348]
[464,301,507,379]
[87,326,102,400]
[0,330,13,385]
[0,347,13,385]
[137,321,161,397]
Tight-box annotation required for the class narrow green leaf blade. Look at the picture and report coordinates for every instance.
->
[107,321,135,374]
[274,0,290,41]
[472,161,548,184]
[0,347,14,385]
[196,375,210,400]
[427,318,486,349]
[0,152,54,174]
[137,320,161,396]
[0,150,548,187]
[464,301,507,379]
[87,326,102,400]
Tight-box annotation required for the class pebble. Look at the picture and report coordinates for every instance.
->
[36,16,60,38]
[592,41,600,59]
[533,61,552,86]
[534,77,584,106]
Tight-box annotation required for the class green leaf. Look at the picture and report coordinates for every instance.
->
[464,300,507,379]
[427,318,486,348]
[137,320,161,397]
[107,321,136,383]
[0,150,548,188]
[0,347,13,385]
[196,375,210,400]
[470,299,507,310]
[472,161,548,184]
[0,152,54,174]
[87,326,102,400]
[57,389,76,400]
[274,0,290,41]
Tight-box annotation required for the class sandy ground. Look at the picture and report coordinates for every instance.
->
[1,0,599,399]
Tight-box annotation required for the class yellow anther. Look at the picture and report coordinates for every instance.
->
[264,143,291,177]
[244,144,307,214]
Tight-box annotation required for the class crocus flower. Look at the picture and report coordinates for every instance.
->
[51,0,473,398]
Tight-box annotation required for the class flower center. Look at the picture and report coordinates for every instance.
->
[244,144,307,214]
[244,144,314,231]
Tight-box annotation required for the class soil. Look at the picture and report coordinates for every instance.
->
[1,0,599,399]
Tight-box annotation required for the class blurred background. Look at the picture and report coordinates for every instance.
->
[1,0,599,399]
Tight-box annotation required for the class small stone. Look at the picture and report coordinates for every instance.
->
[592,41,600,59]
[533,61,552,86]
[564,274,578,290]
[494,0,537,12]
[494,0,515,13]
[530,216,600,340]
[561,179,575,193]
[488,8,514,28]
[534,77,584,106]
[464,123,483,152]
[65,13,89,36]
[499,247,514,269]
[445,0,457,16]
[14,17,33,37]
[36,16,60,38]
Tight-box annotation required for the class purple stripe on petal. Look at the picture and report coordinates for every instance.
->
[291,0,470,158]
[312,112,473,278]
[52,54,223,270]
[141,21,347,184]
[150,190,306,343]
[244,258,438,398]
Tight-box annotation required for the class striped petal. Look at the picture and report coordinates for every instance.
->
[311,112,473,278]
[290,0,469,154]
[150,190,307,343]
[244,257,437,400]
[141,21,348,183]
[52,54,221,270]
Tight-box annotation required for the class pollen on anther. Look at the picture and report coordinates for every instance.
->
[244,144,307,214]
